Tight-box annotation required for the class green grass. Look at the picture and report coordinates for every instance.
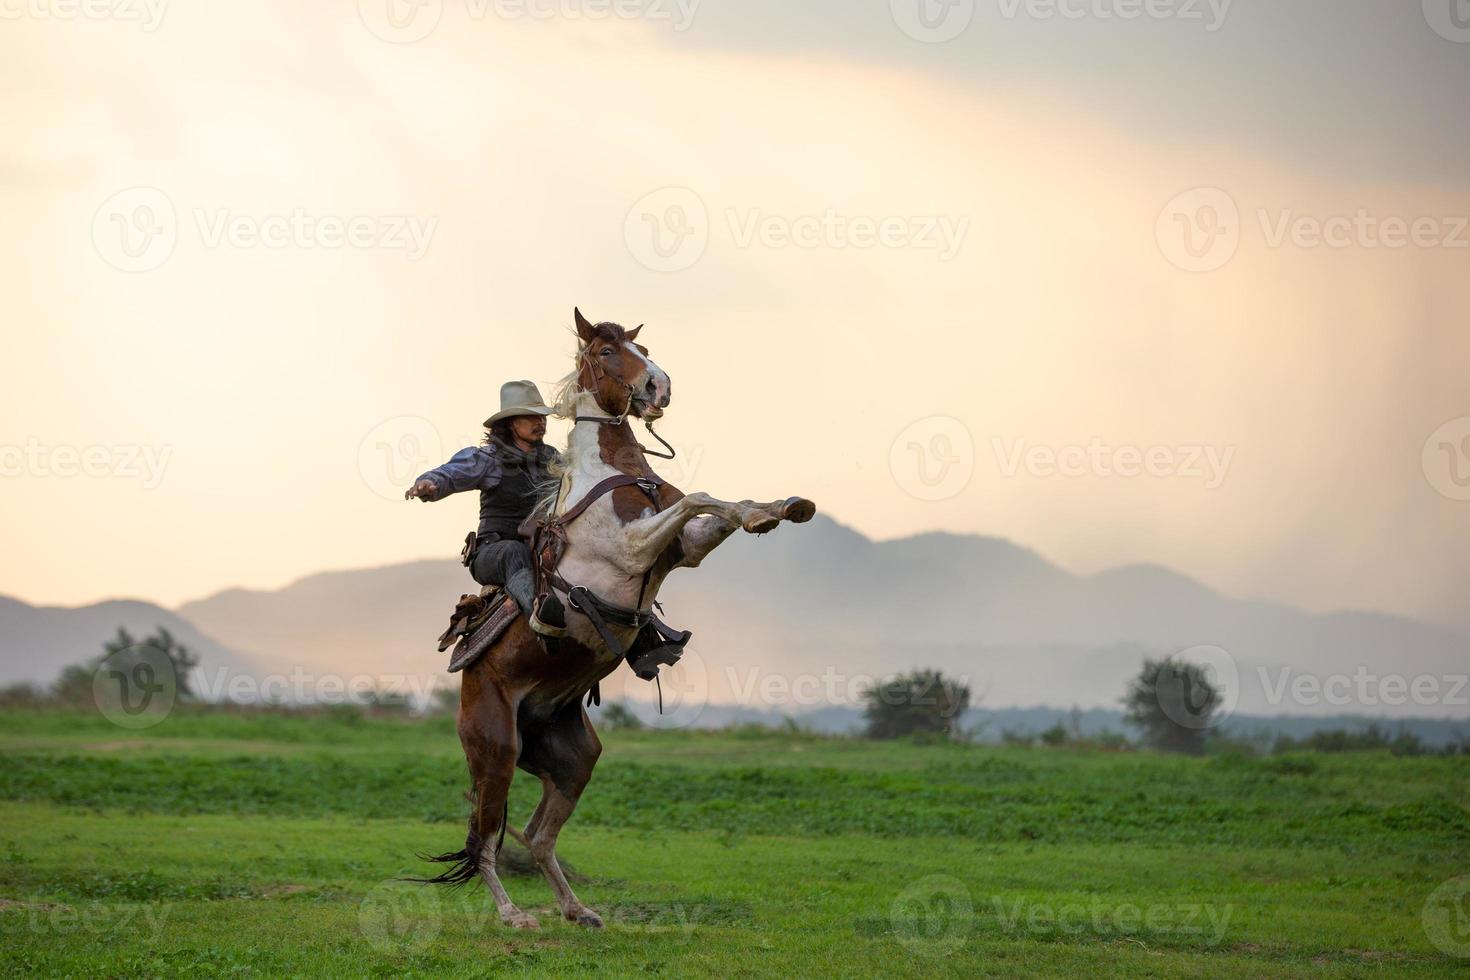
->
[1,706,1467,977]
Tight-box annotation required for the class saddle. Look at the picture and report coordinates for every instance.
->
[437,585,519,673]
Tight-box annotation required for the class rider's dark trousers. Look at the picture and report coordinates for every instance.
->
[470,537,533,589]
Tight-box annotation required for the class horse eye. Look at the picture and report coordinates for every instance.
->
[600,347,614,356]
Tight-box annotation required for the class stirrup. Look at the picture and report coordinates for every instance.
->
[529,592,567,638]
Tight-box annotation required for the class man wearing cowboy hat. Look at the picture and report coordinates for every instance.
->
[406,380,565,636]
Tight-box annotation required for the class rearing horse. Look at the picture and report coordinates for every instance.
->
[425,309,815,929]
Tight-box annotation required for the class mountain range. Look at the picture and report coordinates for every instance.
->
[3,516,1465,722]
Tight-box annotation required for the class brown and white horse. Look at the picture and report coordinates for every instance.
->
[425,309,814,929]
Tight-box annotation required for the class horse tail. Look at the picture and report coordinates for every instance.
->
[406,796,509,887]
[407,828,484,887]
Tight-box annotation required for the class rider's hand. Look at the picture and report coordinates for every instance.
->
[405,479,438,501]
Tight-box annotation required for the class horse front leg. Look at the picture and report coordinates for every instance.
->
[676,495,817,566]
[612,493,817,574]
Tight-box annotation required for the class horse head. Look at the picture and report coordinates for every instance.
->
[573,308,671,421]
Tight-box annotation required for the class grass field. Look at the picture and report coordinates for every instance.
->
[1,706,1468,977]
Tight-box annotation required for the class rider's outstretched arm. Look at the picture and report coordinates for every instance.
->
[408,447,500,501]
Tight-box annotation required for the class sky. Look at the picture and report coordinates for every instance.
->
[1,0,1467,633]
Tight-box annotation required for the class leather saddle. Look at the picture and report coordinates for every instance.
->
[437,585,519,673]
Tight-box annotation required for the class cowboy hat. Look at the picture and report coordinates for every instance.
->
[483,380,554,427]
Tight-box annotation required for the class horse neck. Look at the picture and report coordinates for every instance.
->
[558,391,658,510]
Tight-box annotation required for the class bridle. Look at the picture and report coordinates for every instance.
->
[572,343,676,460]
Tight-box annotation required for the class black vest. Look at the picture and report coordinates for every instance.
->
[478,440,556,539]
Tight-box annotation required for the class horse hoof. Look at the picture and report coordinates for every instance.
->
[780,497,816,523]
[571,909,604,928]
[743,512,780,534]
[504,911,540,930]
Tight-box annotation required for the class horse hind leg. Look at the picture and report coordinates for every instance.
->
[433,675,539,929]
[518,706,604,927]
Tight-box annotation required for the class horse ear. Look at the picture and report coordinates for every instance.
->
[574,307,596,343]
[625,324,643,342]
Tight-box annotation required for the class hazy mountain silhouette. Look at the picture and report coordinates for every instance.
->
[173,515,1469,719]
[0,595,261,689]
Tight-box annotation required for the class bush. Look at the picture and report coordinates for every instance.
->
[1122,658,1220,755]
[860,669,970,740]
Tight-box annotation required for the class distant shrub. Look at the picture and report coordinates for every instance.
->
[860,669,970,741]
[1039,723,1068,747]
[1122,658,1220,755]
[1272,724,1432,757]
[600,702,644,731]
[0,682,45,707]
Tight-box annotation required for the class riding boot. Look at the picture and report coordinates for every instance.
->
[505,569,537,619]
[507,569,567,638]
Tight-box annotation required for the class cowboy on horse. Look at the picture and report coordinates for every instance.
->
[408,310,816,931]
[404,380,567,637]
